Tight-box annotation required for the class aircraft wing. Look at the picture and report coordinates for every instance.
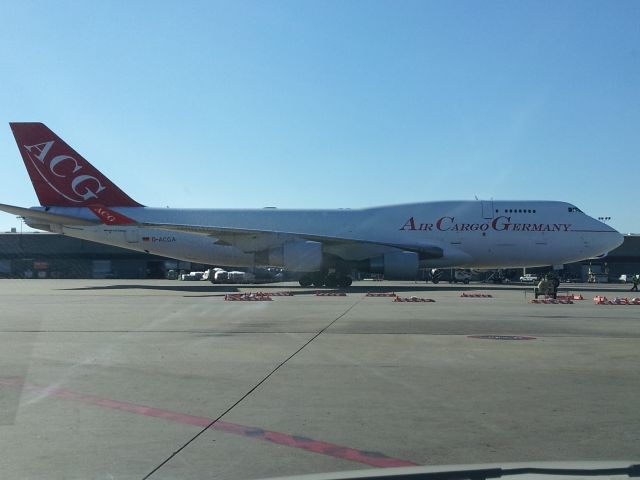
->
[0,203,100,226]
[140,221,444,259]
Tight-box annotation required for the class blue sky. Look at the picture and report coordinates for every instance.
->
[0,0,638,233]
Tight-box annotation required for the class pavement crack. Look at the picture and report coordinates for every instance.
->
[141,298,363,480]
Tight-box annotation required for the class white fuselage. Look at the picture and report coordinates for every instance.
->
[27,200,623,273]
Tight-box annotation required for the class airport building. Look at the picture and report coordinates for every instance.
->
[0,231,638,281]
[0,232,196,279]
[563,233,640,282]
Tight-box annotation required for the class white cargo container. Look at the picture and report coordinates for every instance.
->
[227,271,256,283]
[213,270,229,283]
[180,271,204,281]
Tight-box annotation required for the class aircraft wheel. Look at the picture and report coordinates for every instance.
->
[324,274,338,288]
[463,279,470,284]
[299,274,313,287]
[312,273,325,288]
[432,278,439,284]
[337,275,352,287]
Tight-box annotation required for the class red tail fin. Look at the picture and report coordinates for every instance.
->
[10,122,142,207]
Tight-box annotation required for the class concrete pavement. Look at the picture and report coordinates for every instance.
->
[0,280,638,479]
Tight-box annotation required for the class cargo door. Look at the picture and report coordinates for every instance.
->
[479,200,496,263]
[125,228,139,243]
[481,200,494,219]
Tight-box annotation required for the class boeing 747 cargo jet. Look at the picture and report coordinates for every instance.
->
[0,123,623,286]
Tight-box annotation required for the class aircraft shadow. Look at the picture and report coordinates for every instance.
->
[58,284,241,293]
[554,284,636,294]
[56,282,633,296]
[284,284,505,295]
[299,283,636,295]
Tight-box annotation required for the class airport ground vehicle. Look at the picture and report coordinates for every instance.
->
[520,273,539,282]
[429,268,473,284]
[618,274,638,284]
[450,269,472,284]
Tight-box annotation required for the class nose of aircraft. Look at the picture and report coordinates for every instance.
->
[606,229,625,252]
[592,219,624,256]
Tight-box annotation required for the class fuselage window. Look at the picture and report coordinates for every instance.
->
[505,208,538,213]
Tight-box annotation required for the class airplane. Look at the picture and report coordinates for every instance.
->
[0,122,624,287]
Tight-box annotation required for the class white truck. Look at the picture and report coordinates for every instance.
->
[519,273,538,283]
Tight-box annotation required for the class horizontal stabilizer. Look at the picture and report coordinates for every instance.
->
[0,203,99,226]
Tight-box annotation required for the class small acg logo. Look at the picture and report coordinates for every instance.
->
[93,207,116,223]
[24,140,106,203]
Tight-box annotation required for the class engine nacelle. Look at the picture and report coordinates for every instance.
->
[369,250,419,279]
[259,240,323,272]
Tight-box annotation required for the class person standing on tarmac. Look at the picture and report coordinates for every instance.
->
[551,275,560,298]
[631,274,639,292]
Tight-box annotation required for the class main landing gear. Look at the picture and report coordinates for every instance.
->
[299,272,353,288]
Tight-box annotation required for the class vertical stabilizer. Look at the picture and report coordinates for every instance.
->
[10,122,141,207]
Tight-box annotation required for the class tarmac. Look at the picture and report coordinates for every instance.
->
[0,279,638,480]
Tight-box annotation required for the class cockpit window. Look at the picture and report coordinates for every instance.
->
[568,207,582,213]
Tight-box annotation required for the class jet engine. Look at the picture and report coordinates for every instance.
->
[259,240,323,272]
[368,250,419,279]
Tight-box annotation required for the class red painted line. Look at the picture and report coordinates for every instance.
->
[0,378,418,468]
